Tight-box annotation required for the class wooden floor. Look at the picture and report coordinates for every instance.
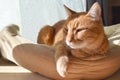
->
[0,57,50,80]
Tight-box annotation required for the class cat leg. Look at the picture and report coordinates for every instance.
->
[54,42,69,77]
[56,55,69,77]
[37,25,55,46]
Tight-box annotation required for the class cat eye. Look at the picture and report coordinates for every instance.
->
[76,28,88,32]
[76,29,83,32]
[64,27,68,32]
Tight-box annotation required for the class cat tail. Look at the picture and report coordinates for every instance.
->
[37,25,55,46]
[2,24,20,36]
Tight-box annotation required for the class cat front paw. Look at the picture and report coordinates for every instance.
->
[56,56,69,77]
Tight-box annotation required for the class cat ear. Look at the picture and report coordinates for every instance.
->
[64,5,76,16]
[86,2,101,20]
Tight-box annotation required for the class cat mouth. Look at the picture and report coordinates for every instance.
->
[66,40,80,49]
[66,40,74,48]
[66,40,88,49]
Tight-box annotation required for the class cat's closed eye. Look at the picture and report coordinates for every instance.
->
[76,29,83,32]
[63,27,68,32]
[76,28,88,33]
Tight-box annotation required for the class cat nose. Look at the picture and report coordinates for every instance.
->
[66,38,72,43]
[68,39,72,42]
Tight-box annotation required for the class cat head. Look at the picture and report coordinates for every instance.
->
[64,2,106,49]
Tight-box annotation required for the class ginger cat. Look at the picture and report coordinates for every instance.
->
[37,2,109,77]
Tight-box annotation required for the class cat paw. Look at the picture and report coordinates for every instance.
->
[56,56,69,77]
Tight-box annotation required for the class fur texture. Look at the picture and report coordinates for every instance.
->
[37,2,109,77]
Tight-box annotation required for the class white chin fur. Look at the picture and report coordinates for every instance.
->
[66,40,87,49]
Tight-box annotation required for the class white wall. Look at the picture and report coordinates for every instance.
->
[0,0,21,30]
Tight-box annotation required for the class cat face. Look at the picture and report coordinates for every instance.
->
[64,2,104,49]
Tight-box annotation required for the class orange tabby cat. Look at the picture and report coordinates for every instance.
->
[37,2,109,77]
